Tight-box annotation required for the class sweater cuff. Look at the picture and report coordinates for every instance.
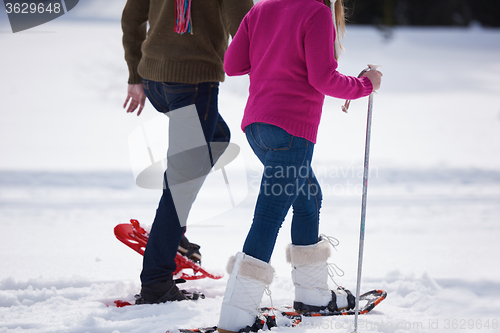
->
[127,63,143,84]
[359,75,374,96]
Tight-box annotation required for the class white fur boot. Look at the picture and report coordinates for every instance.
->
[286,238,355,312]
[218,252,274,333]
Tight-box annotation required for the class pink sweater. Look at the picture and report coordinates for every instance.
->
[224,0,373,143]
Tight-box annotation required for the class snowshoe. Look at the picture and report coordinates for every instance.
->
[114,219,222,281]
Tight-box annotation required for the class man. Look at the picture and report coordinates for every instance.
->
[121,0,253,303]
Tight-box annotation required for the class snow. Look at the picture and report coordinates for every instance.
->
[1,2,500,332]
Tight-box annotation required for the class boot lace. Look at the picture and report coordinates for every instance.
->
[320,234,344,288]
[327,262,345,288]
[320,234,340,250]
[264,286,276,317]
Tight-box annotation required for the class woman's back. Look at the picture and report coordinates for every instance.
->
[225,0,373,143]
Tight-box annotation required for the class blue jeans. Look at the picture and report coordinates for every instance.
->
[141,79,230,285]
[243,123,322,263]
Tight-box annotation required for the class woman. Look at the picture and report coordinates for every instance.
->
[218,0,382,331]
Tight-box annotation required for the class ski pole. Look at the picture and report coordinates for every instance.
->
[350,64,379,333]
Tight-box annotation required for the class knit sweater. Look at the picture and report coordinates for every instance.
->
[122,0,253,84]
[224,0,374,143]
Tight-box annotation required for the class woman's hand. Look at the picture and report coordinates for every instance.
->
[123,84,146,116]
[363,70,383,91]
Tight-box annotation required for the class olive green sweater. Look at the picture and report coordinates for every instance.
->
[122,0,253,84]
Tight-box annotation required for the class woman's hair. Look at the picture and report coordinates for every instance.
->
[334,0,346,40]
[323,0,346,58]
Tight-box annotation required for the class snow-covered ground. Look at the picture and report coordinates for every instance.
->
[1,1,500,332]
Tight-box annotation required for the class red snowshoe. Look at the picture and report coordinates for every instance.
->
[114,219,223,281]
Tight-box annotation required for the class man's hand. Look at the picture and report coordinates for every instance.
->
[123,84,146,116]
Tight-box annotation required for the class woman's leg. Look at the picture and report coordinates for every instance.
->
[290,168,322,246]
[242,123,315,263]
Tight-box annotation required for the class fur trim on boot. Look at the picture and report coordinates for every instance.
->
[286,238,331,266]
[226,253,274,285]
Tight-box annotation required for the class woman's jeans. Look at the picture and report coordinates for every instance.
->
[141,79,230,285]
[243,123,322,263]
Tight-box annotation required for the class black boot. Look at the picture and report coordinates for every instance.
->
[136,277,187,304]
[178,235,202,263]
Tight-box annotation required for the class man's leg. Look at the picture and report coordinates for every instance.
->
[139,81,225,302]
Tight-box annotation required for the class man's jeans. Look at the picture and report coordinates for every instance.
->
[141,79,230,285]
[243,123,322,263]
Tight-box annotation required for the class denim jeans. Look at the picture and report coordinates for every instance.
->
[243,123,322,263]
[141,79,230,285]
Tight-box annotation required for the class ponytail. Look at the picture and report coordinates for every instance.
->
[324,0,345,59]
